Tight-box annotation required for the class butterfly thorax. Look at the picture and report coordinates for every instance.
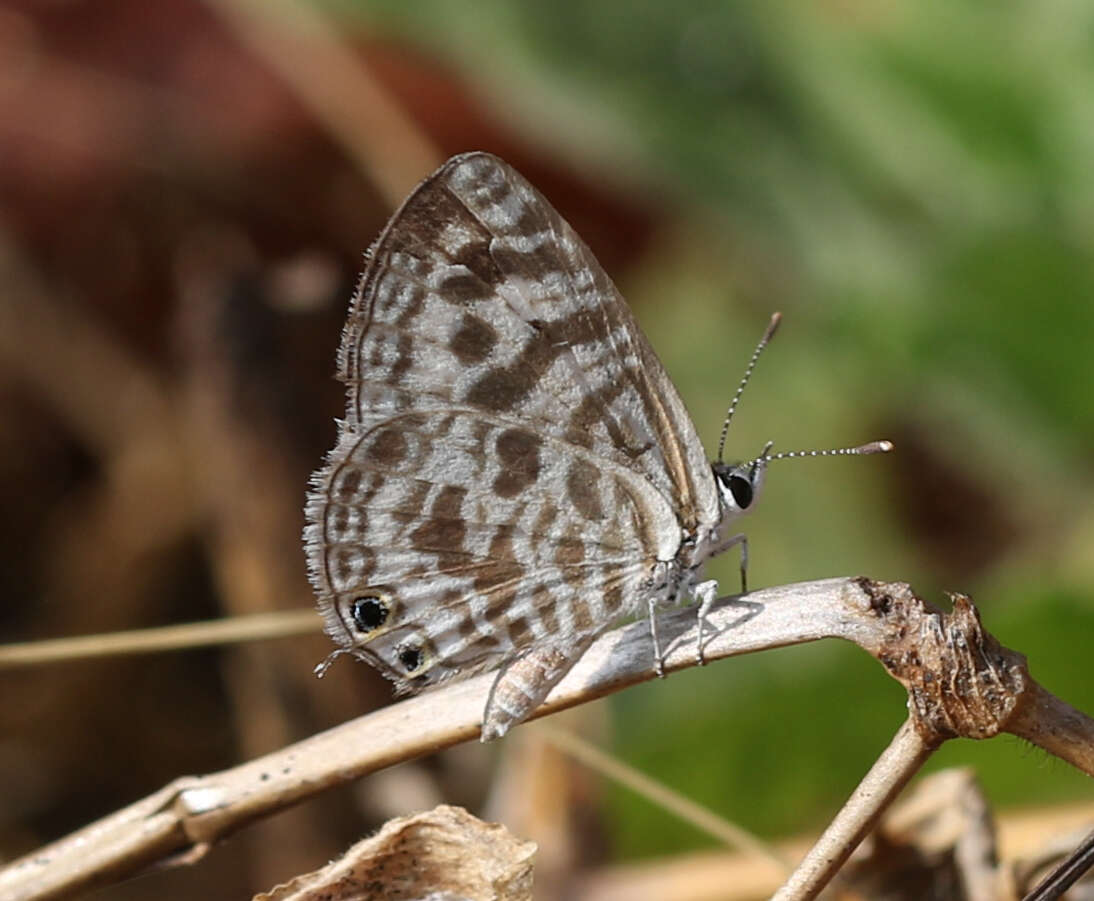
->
[655,457,768,604]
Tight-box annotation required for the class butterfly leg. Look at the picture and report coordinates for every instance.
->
[712,532,749,593]
[695,532,749,665]
[481,637,594,742]
[647,595,667,678]
[694,579,719,666]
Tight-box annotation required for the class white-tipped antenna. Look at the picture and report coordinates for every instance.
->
[716,312,782,463]
[749,440,894,469]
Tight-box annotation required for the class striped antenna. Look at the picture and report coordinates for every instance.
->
[716,312,782,463]
[750,440,894,469]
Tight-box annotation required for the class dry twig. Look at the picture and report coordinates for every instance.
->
[1,576,1091,901]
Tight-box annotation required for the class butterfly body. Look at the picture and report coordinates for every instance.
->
[306,152,765,739]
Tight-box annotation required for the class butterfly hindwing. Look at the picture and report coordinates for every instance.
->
[307,409,661,690]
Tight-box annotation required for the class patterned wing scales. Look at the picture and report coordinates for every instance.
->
[305,152,719,699]
[338,152,719,533]
[308,407,666,692]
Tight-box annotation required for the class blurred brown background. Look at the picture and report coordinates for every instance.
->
[1,1,1092,898]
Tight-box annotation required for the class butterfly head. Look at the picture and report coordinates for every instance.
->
[712,439,892,521]
[712,441,772,517]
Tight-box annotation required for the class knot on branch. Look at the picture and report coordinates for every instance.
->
[856,579,1030,744]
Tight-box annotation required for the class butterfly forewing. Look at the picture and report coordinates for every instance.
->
[305,152,720,700]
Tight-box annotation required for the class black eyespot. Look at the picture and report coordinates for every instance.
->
[398,645,423,672]
[728,475,753,509]
[351,596,388,632]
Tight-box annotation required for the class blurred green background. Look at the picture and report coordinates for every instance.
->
[1,0,1091,893]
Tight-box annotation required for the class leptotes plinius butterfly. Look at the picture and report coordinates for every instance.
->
[304,152,890,740]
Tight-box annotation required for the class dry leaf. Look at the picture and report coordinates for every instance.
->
[254,804,536,901]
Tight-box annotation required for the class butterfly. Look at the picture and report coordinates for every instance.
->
[304,152,889,740]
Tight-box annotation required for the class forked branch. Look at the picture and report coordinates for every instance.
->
[2,577,1091,901]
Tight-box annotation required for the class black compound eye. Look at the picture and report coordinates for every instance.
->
[351,596,388,633]
[398,645,423,672]
[728,475,754,509]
